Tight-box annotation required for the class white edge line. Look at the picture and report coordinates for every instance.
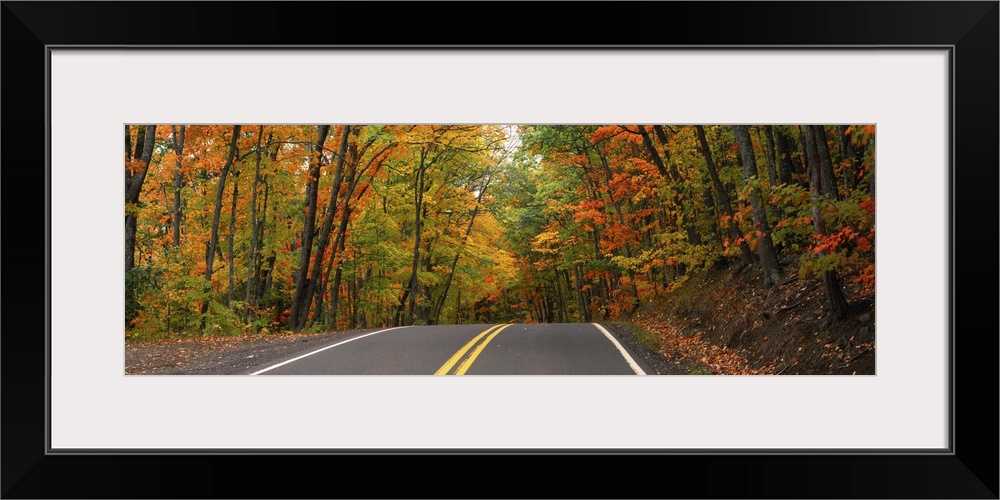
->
[591,323,647,376]
[249,326,410,375]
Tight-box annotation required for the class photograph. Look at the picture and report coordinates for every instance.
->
[124,123,876,376]
[6,1,993,495]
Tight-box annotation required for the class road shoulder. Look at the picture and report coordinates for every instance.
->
[600,322,687,375]
[125,328,386,375]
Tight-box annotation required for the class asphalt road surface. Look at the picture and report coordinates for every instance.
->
[248,323,650,375]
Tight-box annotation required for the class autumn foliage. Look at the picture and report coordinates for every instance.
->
[126,125,519,337]
[125,124,875,339]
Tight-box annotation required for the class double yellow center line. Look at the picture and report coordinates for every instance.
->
[434,323,513,375]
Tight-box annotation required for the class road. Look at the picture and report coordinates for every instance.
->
[248,323,650,375]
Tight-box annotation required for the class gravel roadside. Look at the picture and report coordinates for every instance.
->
[125,328,386,375]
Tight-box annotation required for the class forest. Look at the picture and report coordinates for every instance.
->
[125,124,875,341]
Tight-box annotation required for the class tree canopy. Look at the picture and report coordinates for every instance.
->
[125,124,875,338]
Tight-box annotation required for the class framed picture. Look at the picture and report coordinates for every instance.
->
[3,2,996,498]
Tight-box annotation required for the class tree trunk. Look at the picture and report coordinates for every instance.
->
[636,124,670,178]
[762,126,778,186]
[201,125,241,319]
[251,177,271,313]
[837,125,857,194]
[328,250,345,332]
[349,260,364,329]
[573,264,591,322]
[417,238,434,325]
[701,173,723,247]
[652,124,671,145]
[757,126,783,224]
[346,269,356,328]
[803,125,849,320]
[455,278,462,324]
[311,248,335,328]
[563,270,575,320]
[554,273,567,323]
[288,125,331,331]
[295,126,351,330]
[733,125,783,287]
[694,126,754,264]
[125,125,157,275]
[227,172,239,307]
[260,254,276,308]
[243,127,265,324]
[774,127,795,185]
[170,125,186,247]
[813,125,841,201]
[125,213,137,275]
[402,149,428,326]
[794,126,809,176]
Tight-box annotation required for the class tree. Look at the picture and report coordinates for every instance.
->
[813,125,841,201]
[290,125,351,331]
[761,125,778,186]
[125,125,157,275]
[392,125,488,326]
[170,125,186,247]
[243,126,266,324]
[638,124,701,246]
[732,125,783,287]
[695,125,754,264]
[320,132,394,331]
[288,125,331,331]
[201,125,241,319]
[430,138,515,324]
[773,126,796,185]
[802,125,849,319]
[836,125,857,193]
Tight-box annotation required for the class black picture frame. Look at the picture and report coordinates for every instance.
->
[2,2,996,498]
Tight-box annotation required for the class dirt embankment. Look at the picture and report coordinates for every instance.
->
[630,258,875,375]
